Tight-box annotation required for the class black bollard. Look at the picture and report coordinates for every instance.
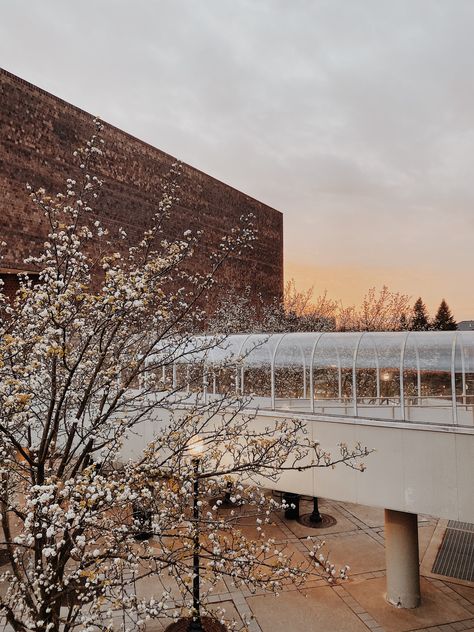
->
[223,480,233,505]
[283,492,300,520]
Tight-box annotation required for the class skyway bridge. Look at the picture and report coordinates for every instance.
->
[123,331,474,608]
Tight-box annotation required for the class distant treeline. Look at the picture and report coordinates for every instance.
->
[208,283,458,334]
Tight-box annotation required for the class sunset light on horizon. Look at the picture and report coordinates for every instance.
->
[284,262,472,323]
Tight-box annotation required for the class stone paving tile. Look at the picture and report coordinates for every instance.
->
[208,593,230,603]
[366,530,387,546]
[331,583,387,630]
[231,591,248,606]
[231,597,261,632]
[246,585,369,632]
[366,622,384,631]
[341,502,387,529]
[353,604,367,614]
[411,621,474,632]
[320,530,386,576]
[345,577,472,632]
[234,515,288,542]
[418,524,438,560]
[434,583,474,611]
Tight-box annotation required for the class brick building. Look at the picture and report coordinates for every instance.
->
[0,68,283,307]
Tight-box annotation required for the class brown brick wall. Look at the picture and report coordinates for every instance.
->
[0,68,283,307]
[0,272,22,298]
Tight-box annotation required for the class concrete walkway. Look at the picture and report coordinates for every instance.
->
[2,498,473,631]
[146,497,474,632]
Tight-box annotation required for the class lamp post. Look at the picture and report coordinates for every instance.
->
[309,496,322,524]
[187,436,205,632]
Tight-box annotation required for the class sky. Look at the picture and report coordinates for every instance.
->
[1,0,474,319]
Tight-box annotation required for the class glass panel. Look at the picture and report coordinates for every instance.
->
[459,333,474,400]
[455,333,474,427]
[312,333,361,407]
[205,335,249,395]
[214,366,237,395]
[240,334,277,397]
[355,333,404,420]
[240,334,279,367]
[405,332,454,397]
[355,335,379,403]
[181,361,205,393]
[274,333,317,403]
[204,334,250,365]
[403,331,456,424]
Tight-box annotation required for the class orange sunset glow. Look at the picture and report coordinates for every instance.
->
[285,262,473,323]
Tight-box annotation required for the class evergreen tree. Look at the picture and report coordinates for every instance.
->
[433,299,457,330]
[399,312,409,331]
[411,297,430,331]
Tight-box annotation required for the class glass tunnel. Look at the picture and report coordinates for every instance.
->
[155,332,474,427]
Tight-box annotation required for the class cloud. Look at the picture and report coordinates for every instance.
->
[1,0,473,316]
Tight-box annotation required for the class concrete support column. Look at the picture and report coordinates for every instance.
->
[384,509,421,608]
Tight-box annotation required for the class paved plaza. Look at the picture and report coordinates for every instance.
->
[144,497,474,632]
[2,497,473,631]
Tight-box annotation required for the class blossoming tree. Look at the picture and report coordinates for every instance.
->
[0,121,369,632]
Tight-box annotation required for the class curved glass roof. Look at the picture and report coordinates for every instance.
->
[163,331,474,428]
